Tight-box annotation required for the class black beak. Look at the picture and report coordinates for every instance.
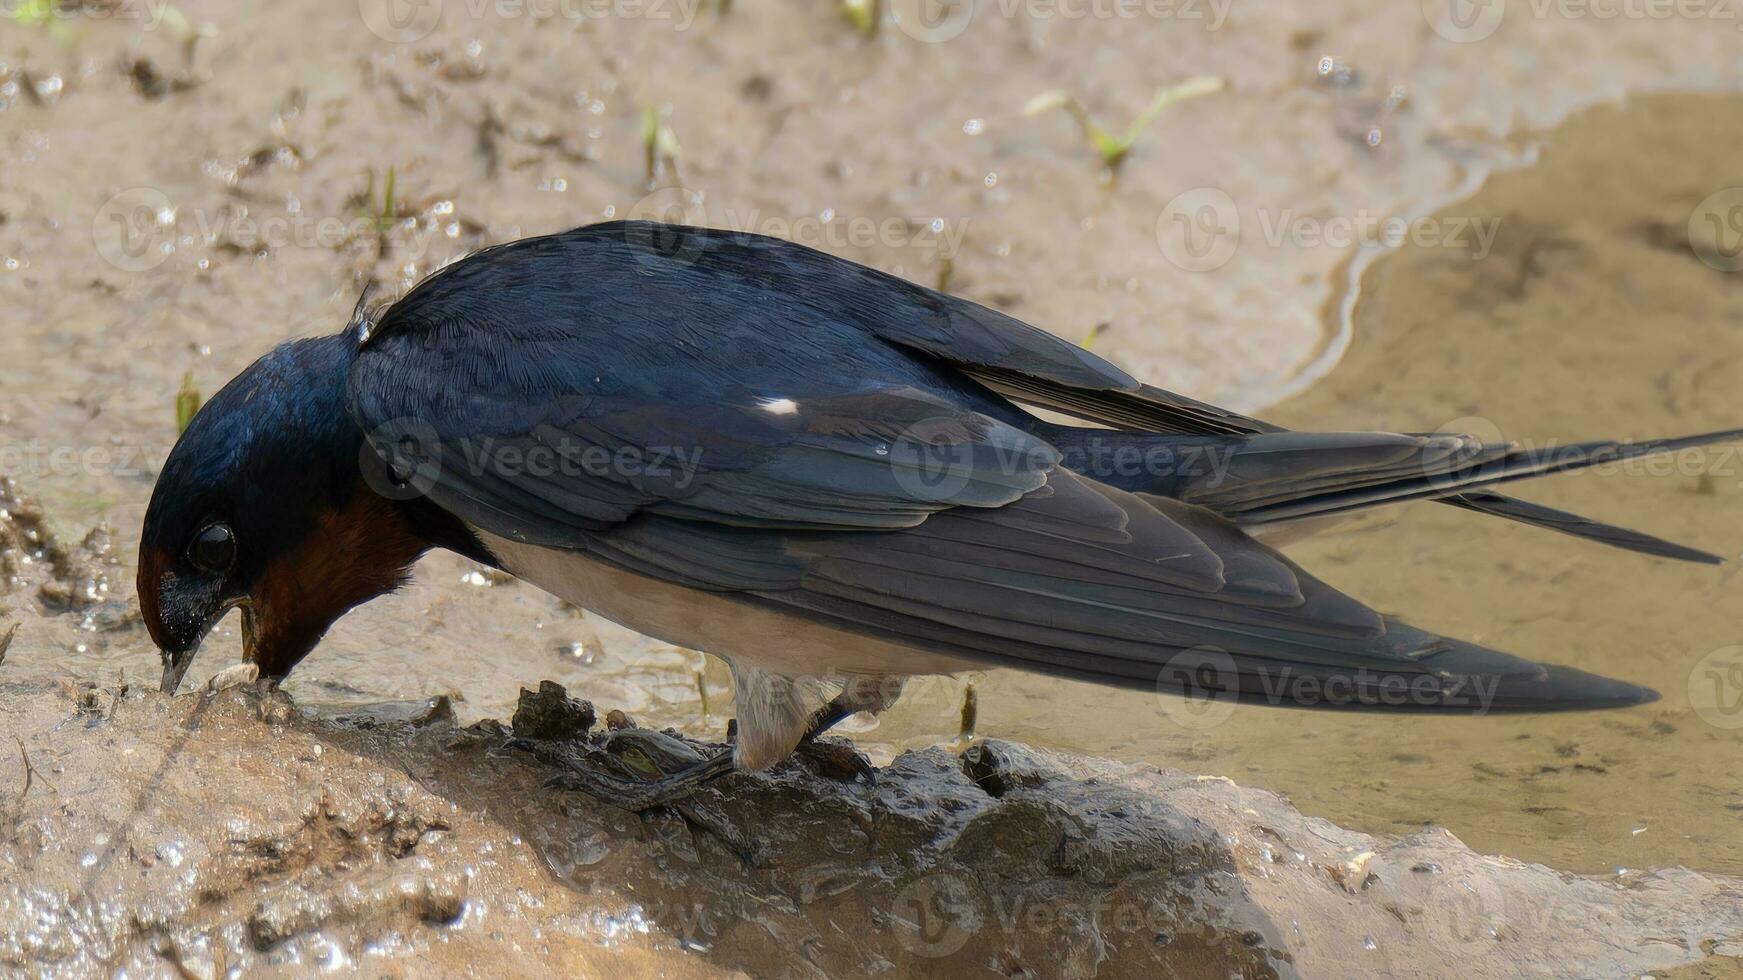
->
[160,647,198,695]
[152,593,244,696]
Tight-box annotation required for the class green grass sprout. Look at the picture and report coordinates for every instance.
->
[1024,75,1226,171]
[840,0,879,36]
[175,373,202,434]
[9,0,55,28]
[641,106,682,187]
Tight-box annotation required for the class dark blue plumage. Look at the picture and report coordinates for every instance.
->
[140,221,1743,731]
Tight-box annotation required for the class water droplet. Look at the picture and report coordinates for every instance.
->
[558,641,599,666]
[962,118,984,136]
[983,172,997,187]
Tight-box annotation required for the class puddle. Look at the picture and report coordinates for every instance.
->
[874,92,1743,877]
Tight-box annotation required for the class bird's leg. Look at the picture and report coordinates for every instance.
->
[792,691,878,783]
[512,740,766,866]
[520,676,893,808]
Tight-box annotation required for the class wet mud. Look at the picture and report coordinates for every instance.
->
[4,681,1742,978]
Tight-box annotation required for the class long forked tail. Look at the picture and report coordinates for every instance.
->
[1439,490,1720,564]
[1050,426,1743,564]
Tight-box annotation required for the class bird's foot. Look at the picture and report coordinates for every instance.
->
[793,737,877,785]
[510,735,765,865]
[508,736,736,812]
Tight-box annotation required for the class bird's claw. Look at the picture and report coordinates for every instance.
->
[795,738,878,785]
[511,734,737,812]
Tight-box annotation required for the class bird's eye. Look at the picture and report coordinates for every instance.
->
[189,523,237,574]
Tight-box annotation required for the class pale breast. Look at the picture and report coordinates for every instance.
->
[475,531,978,680]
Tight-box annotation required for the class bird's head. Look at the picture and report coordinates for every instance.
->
[138,334,434,694]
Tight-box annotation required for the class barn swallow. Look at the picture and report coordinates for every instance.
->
[139,222,1739,807]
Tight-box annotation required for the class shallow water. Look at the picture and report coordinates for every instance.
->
[917,92,1743,876]
[1,1,1740,887]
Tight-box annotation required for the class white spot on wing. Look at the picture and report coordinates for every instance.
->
[759,397,799,416]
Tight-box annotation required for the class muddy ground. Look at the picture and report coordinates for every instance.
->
[3,1,1743,977]
[3,680,1742,978]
